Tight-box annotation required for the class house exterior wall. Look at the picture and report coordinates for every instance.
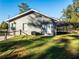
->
[8,12,55,35]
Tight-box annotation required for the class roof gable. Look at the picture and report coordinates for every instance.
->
[7,9,55,22]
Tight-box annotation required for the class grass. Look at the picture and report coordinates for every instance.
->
[0,34,79,59]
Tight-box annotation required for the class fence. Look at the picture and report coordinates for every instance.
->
[0,29,28,40]
[0,29,8,40]
[56,25,74,32]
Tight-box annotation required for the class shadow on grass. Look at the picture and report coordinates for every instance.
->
[5,46,71,59]
[0,40,33,52]
[68,35,79,39]
[32,36,53,41]
[0,37,51,59]
[35,46,71,59]
[19,54,36,59]
[19,46,72,59]
[0,35,79,59]
[27,42,45,49]
[57,32,69,35]
[1,45,79,59]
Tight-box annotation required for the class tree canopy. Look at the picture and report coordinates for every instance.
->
[18,3,30,14]
[62,0,79,29]
[0,21,8,29]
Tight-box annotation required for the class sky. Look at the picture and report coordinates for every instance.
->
[0,0,72,22]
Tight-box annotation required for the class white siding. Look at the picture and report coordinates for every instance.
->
[8,12,54,35]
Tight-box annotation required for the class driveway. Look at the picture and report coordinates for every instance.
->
[0,36,13,41]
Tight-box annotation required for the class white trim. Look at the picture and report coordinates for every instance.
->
[7,9,55,22]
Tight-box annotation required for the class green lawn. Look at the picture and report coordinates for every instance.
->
[0,34,79,59]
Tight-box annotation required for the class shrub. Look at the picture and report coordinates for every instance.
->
[0,21,8,29]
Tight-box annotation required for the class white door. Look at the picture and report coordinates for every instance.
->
[46,24,54,35]
[47,24,52,34]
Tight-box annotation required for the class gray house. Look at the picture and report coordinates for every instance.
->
[7,9,56,36]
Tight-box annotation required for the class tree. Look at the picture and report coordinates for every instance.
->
[73,0,79,3]
[18,3,30,14]
[0,21,8,29]
[62,1,79,29]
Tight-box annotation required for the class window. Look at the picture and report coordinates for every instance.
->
[11,22,16,30]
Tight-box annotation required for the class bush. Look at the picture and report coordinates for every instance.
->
[0,21,8,29]
[8,35,41,41]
